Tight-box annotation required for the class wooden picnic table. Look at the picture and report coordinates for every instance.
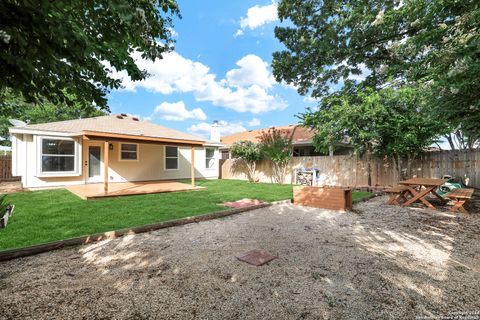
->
[399,178,446,210]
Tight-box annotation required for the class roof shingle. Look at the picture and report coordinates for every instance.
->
[221,125,315,147]
[17,115,204,142]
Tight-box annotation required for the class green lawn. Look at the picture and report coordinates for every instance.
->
[0,180,371,251]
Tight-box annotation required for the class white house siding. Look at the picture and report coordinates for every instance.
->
[20,134,85,188]
[13,134,219,189]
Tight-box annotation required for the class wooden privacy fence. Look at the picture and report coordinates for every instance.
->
[0,156,19,182]
[220,149,480,189]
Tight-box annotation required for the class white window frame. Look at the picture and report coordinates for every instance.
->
[119,143,139,162]
[164,145,179,171]
[205,147,216,170]
[36,136,81,177]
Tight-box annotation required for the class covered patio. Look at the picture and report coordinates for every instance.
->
[67,180,205,200]
[72,121,207,199]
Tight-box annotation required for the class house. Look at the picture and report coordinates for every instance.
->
[220,125,352,159]
[9,115,223,193]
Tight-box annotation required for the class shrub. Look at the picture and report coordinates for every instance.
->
[259,128,293,184]
[230,141,263,182]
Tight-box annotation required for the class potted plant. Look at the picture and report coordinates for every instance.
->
[0,194,14,229]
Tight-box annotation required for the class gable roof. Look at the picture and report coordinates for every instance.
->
[10,115,205,143]
[221,125,316,148]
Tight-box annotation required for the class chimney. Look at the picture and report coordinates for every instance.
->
[210,121,220,142]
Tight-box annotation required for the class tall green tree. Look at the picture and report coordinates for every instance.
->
[300,87,443,183]
[273,0,480,143]
[0,90,106,146]
[0,0,179,109]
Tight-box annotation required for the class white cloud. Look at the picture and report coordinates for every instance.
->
[235,1,278,37]
[110,52,287,114]
[187,120,246,139]
[247,118,261,126]
[153,101,207,121]
[226,54,275,89]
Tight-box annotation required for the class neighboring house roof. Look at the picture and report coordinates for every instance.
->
[10,115,205,143]
[221,125,316,148]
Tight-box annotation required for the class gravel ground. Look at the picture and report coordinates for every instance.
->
[0,196,479,320]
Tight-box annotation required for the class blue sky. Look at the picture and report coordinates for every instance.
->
[107,0,315,139]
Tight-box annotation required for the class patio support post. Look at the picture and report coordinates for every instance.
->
[104,141,109,192]
[191,146,195,186]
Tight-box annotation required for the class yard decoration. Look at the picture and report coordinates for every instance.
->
[230,141,263,183]
[259,127,293,184]
[0,194,14,229]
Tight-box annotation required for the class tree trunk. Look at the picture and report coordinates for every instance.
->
[245,161,256,182]
[396,154,404,180]
[445,134,456,151]
[366,149,372,187]
[406,154,413,178]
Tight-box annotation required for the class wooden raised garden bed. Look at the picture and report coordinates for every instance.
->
[294,186,352,212]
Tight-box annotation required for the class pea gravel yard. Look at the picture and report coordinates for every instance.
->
[0,196,479,320]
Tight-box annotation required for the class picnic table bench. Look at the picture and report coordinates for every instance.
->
[446,188,474,213]
[399,178,446,210]
[385,185,411,205]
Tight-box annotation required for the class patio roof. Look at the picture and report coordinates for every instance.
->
[83,131,204,146]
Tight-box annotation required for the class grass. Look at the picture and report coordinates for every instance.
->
[0,180,371,251]
[352,191,372,202]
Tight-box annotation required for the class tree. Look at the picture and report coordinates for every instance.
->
[272,0,480,141]
[0,0,179,109]
[0,89,106,146]
[230,141,263,183]
[259,128,293,184]
[300,87,443,183]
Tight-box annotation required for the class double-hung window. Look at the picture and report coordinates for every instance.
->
[205,148,215,169]
[40,138,76,174]
[120,143,138,161]
[165,146,178,170]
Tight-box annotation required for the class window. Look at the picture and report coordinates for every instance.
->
[205,148,215,169]
[120,143,138,161]
[41,138,76,173]
[165,146,178,170]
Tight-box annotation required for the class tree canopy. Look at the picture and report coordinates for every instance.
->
[300,86,444,180]
[273,0,480,145]
[0,90,106,146]
[0,0,179,109]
